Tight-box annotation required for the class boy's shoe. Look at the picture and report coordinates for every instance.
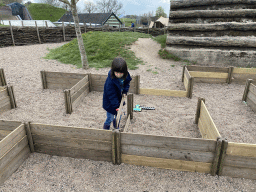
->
[103,123,110,130]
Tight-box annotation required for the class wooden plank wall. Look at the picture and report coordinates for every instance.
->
[89,74,140,94]
[30,123,113,162]
[121,132,219,174]
[42,71,87,90]
[65,75,90,114]
[232,68,256,85]
[186,66,229,84]
[221,142,256,180]
[0,123,30,185]
[140,88,187,97]
[183,66,194,98]
[198,100,221,140]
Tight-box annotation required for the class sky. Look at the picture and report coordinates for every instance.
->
[24,0,170,17]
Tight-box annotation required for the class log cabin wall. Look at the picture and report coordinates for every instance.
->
[166,0,256,67]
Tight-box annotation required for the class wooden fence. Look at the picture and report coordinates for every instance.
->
[195,98,221,140]
[0,120,31,185]
[183,65,256,88]
[242,79,256,112]
[40,71,140,114]
[219,140,256,180]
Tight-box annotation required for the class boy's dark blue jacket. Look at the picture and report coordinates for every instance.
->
[103,70,132,115]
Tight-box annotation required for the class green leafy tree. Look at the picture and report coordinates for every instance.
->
[155,6,167,19]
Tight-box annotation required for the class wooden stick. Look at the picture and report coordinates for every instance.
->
[84,23,86,33]
[88,73,92,92]
[242,79,253,101]
[35,21,41,44]
[227,67,234,84]
[25,122,35,152]
[21,20,23,27]
[45,21,48,28]
[217,138,228,176]
[9,21,15,46]
[210,137,222,176]
[62,22,66,41]
[195,97,205,124]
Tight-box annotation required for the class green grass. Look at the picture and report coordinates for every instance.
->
[27,3,66,22]
[158,49,181,61]
[44,31,152,69]
[121,18,136,27]
[153,34,167,48]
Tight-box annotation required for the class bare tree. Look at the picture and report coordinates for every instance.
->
[84,1,97,13]
[97,0,123,14]
[59,0,89,69]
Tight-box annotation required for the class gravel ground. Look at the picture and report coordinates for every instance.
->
[0,38,256,191]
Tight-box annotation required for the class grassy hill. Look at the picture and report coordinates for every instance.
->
[44,31,152,69]
[26,3,66,22]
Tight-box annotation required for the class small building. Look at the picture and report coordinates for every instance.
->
[149,16,169,28]
[58,12,122,28]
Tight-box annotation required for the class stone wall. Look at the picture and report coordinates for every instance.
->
[166,0,256,67]
[0,26,166,47]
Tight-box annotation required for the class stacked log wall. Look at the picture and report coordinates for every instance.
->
[167,0,256,67]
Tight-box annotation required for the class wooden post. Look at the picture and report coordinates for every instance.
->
[45,21,48,28]
[116,131,121,165]
[88,73,92,92]
[62,22,66,41]
[9,21,15,46]
[7,86,17,108]
[182,65,186,82]
[187,77,194,99]
[195,97,205,124]
[210,137,222,176]
[227,67,234,84]
[25,122,35,153]
[148,25,149,34]
[127,93,134,120]
[90,22,91,27]
[64,89,72,114]
[242,79,253,101]
[112,130,117,165]
[21,20,23,27]
[0,68,7,86]
[135,75,140,94]
[35,21,41,44]
[217,138,228,176]
[40,70,47,89]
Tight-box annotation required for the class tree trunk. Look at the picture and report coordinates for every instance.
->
[71,0,89,69]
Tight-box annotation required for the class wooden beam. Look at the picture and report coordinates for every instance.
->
[127,94,133,120]
[35,21,41,44]
[170,9,256,19]
[226,142,256,158]
[0,69,7,86]
[9,21,15,46]
[233,67,256,74]
[166,36,256,48]
[40,70,47,89]
[189,71,229,79]
[121,154,211,173]
[140,88,187,97]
